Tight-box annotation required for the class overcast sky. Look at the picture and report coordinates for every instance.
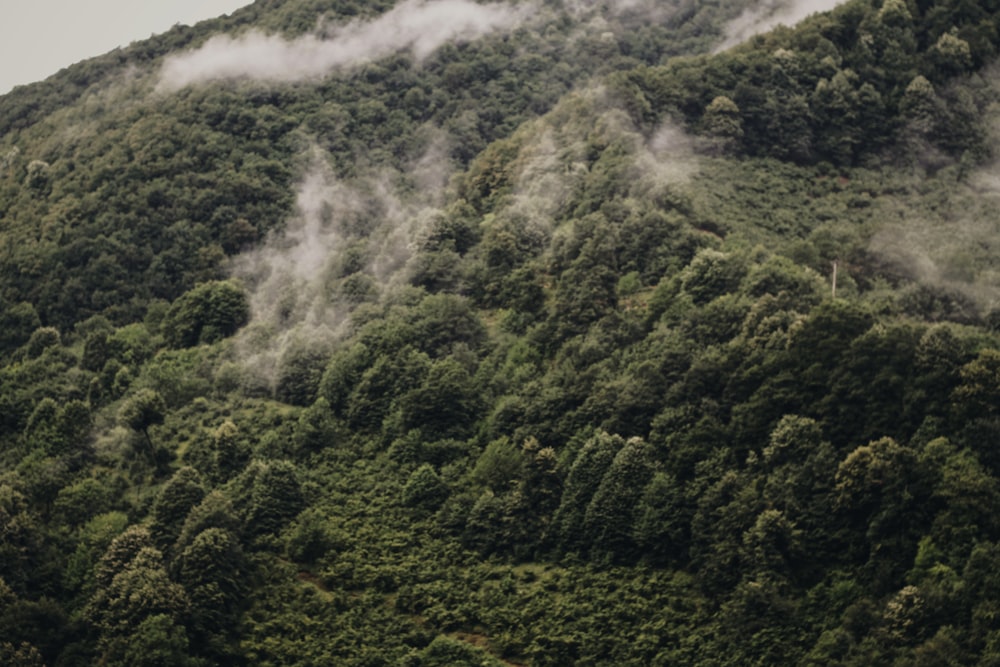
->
[0,0,254,95]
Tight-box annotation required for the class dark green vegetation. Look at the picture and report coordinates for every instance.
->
[4,0,1000,664]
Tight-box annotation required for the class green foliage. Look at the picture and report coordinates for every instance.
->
[211,419,250,482]
[617,0,1000,165]
[94,525,155,589]
[174,491,242,555]
[397,357,482,441]
[292,398,345,455]
[0,303,40,356]
[417,635,504,666]
[700,95,745,153]
[87,547,192,664]
[633,471,688,566]
[402,463,450,512]
[175,527,247,659]
[118,388,166,453]
[6,0,1000,664]
[0,642,44,667]
[583,436,656,561]
[140,347,215,408]
[63,511,129,598]
[276,337,333,406]
[551,431,624,554]
[347,346,431,431]
[471,438,525,493]
[54,474,125,527]
[318,342,371,416]
[162,280,249,349]
[109,613,198,667]
[0,485,41,591]
[24,327,60,359]
[150,467,206,552]
[233,460,305,540]
[680,248,748,305]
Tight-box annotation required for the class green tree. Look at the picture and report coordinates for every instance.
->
[835,437,926,589]
[690,469,761,594]
[110,614,198,667]
[471,438,526,493]
[953,349,1000,422]
[174,490,242,555]
[921,439,1000,567]
[700,95,744,154]
[318,342,370,416]
[235,460,305,540]
[402,463,450,511]
[63,511,129,599]
[54,399,93,459]
[0,303,41,356]
[94,525,155,589]
[763,90,813,162]
[22,397,59,454]
[88,547,192,666]
[118,389,167,454]
[811,69,864,163]
[24,327,60,359]
[417,635,504,667]
[0,485,42,592]
[161,280,249,348]
[53,476,122,527]
[584,436,655,561]
[0,642,44,667]
[680,249,747,305]
[347,347,430,431]
[397,357,481,441]
[899,75,947,140]
[633,471,689,566]
[275,336,331,406]
[150,467,206,552]
[550,431,624,554]
[212,419,249,482]
[174,527,246,660]
[410,293,487,356]
[292,397,345,455]
[930,31,973,78]
[741,508,799,578]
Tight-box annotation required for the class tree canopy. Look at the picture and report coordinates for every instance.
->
[5,0,1000,664]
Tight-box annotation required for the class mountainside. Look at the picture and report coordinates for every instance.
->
[4,0,1000,664]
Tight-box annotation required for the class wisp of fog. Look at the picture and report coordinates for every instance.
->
[715,0,846,52]
[158,0,531,90]
[228,139,453,391]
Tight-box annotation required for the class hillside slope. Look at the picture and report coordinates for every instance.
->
[4,0,1000,665]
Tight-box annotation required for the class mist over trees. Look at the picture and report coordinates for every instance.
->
[5,0,1000,664]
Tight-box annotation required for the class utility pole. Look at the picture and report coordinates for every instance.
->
[831,260,838,299]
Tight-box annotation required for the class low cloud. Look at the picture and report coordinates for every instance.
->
[158,0,531,90]
[230,142,453,391]
[563,0,676,19]
[867,166,1000,319]
[504,87,699,220]
[715,0,846,53]
[227,86,703,391]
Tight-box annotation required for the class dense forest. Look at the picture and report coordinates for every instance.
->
[4,0,1000,664]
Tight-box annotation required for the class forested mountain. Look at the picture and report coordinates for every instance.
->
[4,0,1000,664]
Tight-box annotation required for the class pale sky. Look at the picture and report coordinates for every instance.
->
[0,0,254,95]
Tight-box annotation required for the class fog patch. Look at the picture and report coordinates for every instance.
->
[158,0,532,90]
[561,0,680,22]
[473,86,702,257]
[868,168,1000,318]
[230,143,453,391]
[715,0,846,53]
